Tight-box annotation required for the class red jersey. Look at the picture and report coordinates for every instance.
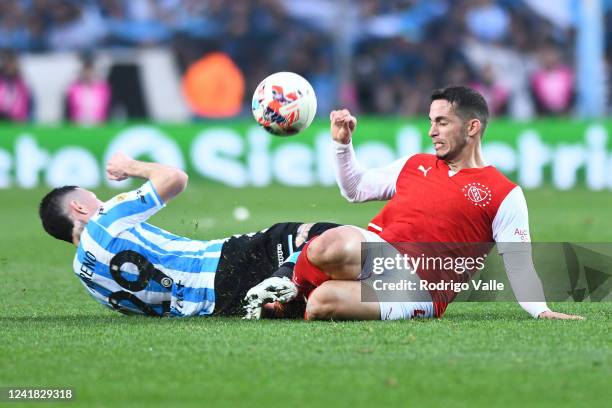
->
[333,141,546,319]
[366,154,517,316]
[369,154,516,242]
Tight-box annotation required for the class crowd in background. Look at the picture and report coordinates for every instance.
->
[0,0,611,122]
[352,0,580,117]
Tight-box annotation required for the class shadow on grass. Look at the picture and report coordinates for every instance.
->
[442,312,531,322]
[0,314,179,326]
[7,304,593,325]
[0,314,297,326]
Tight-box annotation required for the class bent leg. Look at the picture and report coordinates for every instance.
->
[305,280,436,321]
[305,226,365,280]
[305,280,380,320]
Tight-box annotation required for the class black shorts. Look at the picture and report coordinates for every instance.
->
[213,222,339,315]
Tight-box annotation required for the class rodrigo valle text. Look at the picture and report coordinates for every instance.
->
[373,279,505,293]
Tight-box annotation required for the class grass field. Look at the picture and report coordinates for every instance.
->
[1,184,611,407]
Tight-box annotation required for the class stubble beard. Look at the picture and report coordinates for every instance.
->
[438,130,469,162]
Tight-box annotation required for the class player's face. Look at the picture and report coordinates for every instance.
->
[428,100,469,161]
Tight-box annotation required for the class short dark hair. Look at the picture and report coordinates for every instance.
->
[431,86,489,135]
[39,186,78,243]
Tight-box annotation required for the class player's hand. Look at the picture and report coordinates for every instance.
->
[538,310,584,320]
[330,109,357,145]
[106,152,134,181]
[242,277,298,320]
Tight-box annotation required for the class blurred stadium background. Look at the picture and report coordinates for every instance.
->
[0,0,611,191]
[0,0,610,122]
[1,1,611,407]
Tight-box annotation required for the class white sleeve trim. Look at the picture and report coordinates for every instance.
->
[520,302,551,319]
[493,186,531,251]
[333,140,407,202]
[145,180,164,207]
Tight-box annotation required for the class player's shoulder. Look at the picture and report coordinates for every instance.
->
[404,153,438,170]
[72,241,96,278]
[482,165,517,190]
[407,153,437,165]
[479,166,521,208]
[88,191,130,225]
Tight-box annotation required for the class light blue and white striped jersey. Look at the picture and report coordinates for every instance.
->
[73,181,226,317]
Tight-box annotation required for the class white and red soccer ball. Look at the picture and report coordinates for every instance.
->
[251,72,317,136]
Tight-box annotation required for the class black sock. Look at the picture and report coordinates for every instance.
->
[271,262,295,279]
[294,222,341,251]
[272,223,340,280]
[307,222,341,241]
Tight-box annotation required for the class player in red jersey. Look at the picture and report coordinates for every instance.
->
[244,86,583,321]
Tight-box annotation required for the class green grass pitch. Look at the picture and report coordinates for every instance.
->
[1,184,610,407]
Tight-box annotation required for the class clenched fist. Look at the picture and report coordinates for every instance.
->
[106,152,134,181]
[330,109,357,145]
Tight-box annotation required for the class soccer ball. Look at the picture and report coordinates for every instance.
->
[251,72,317,136]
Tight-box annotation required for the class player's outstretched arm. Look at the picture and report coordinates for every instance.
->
[330,109,407,202]
[106,152,188,203]
[502,252,584,320]
[494,188,584,320]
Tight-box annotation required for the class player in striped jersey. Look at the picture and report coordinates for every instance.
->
[39,152,338,317]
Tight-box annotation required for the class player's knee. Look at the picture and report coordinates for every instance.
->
[305,235,327,266]
[305,287,338,320]
[307,226,362,268]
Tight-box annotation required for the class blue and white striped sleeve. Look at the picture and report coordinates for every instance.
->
[93,181,165,236]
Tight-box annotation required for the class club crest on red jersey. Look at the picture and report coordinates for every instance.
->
[462,182,492,207]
